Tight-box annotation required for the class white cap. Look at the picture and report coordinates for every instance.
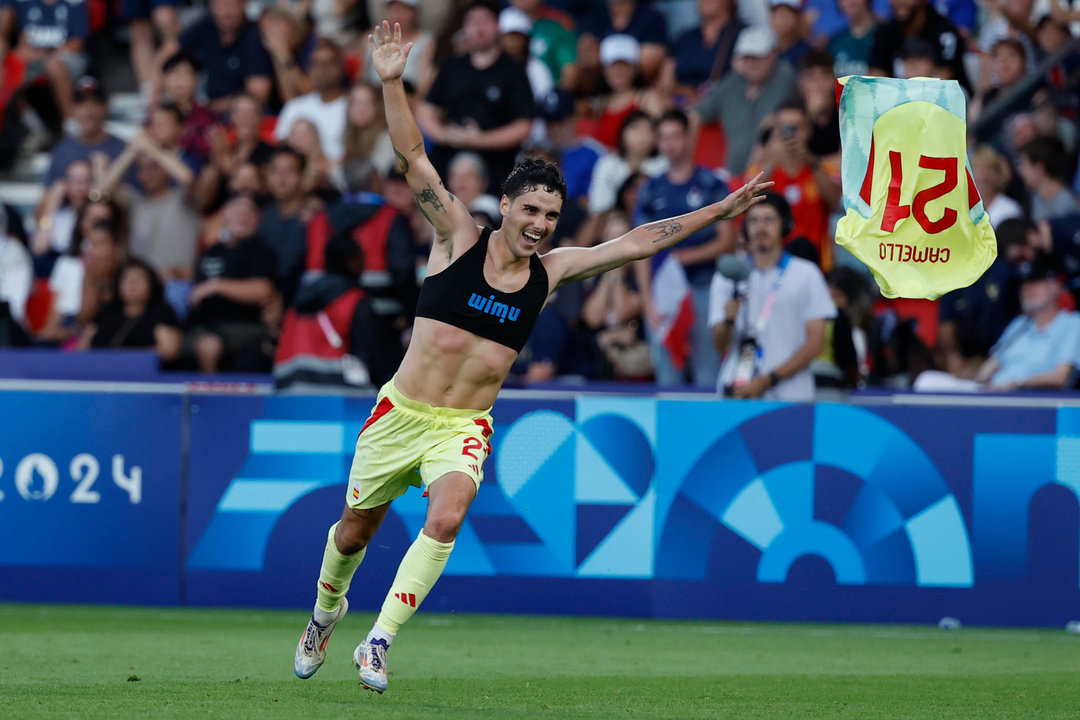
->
[733,25,777,58]
[599,34,641,66]
[770,0,804,10]
[499,7,533,35]
[386,0,420,7]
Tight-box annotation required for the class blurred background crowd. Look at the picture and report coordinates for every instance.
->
[0,0,1078,395]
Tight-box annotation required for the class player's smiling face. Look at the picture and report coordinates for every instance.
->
[499,189,563,258]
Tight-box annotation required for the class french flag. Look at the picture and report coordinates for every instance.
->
[652,254,695,371]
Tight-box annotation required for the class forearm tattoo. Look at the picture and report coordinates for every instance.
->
[393,148,409,174]
[414,184,445,224]
[646,220,684,243]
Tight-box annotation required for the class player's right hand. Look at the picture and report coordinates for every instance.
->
[369,21,413,83]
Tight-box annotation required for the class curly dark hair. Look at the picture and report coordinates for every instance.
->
[501,156,567,202]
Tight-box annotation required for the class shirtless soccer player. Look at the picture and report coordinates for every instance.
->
[293,20,772,693]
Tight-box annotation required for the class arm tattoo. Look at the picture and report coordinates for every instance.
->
[410,142,423,153]
[645,220,684,243]
[415,185,445,214]
[393,148,409,174]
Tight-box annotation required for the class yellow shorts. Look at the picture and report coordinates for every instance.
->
[346,377,494,510]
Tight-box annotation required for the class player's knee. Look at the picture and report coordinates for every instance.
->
[335,512,375,554]
[424,509,465,543]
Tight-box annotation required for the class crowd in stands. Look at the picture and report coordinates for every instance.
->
[0,0,1078,396]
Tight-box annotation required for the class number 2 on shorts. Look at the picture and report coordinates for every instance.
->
[461,437,484,460]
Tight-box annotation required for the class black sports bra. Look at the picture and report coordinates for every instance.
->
[414,227,549,353]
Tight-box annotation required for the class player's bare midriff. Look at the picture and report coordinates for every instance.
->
[393,316,520,411]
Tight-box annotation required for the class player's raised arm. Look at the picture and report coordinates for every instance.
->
[545,173,773,287]
[369,22,471,242]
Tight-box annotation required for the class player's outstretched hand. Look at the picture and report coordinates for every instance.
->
[718,172,774,220]
[369,21,413,83]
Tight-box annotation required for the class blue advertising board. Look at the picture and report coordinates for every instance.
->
[180,392,1080,626]
[4,386,1080,626]
[0,391,184,605]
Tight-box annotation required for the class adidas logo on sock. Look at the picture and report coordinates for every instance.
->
[320,581,338,593]
[395,592,416,607]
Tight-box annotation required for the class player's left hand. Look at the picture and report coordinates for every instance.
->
[718,172,773,220]
[369,21,413,83]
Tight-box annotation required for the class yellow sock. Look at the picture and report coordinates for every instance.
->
[375,530,454,633]
[315,522,366,613]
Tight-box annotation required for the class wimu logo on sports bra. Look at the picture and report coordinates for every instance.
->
[467,293,522,323]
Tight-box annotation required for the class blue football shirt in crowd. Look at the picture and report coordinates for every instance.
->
[634,167,728,286]
[11,0,88,48]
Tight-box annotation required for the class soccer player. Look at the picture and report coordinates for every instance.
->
[293,19,772,694]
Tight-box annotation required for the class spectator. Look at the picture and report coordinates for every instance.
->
[198,160,267,251]
[96,122,196,198]
[158,52,215,163]
[123,151,200,281]
[828,0,878,77]
[287,118,340,194]
[635,108,733,388]
[42,78,125,188]
[970,145,1022,229]
[309,0,368,47]
[1018,136,1080,221]
[33,158,91,259]
[194,93,275,213]
[868,0,971,93]
[662,0,745,101]
[971,39,1037,145]
[709,193,836,400]
[579,0,668,84]
[588,34,665,150]
[363,0,435,94]
[581,210,651,380]
[40,218,124,343]
[124,0,180,94]
[769,0,811,68]
[418,0,535,195]
[275,39,349,164]
[815,266,869,388]
[508,0,578,88]
[587,109,667,215]
[303,196,418,373]
[744,101,842,269]
[259,6,313,104]
[537,88,603,205]
[896,36,939,79]
[173,0,273,112]
[0,205,33,331]
[797,49,841,159]
[342,83,395,181]
[11,0,88,125]
[260,147,310,302]
[273,233,387,389]
[499,7,554,104]
[915,253,1080,391]
[185,196,277,372]
[448,151,499,217]
[79,257,183,363]
[936,217,1025,378]
[694,25,797,176]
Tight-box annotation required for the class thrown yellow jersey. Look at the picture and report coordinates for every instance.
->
[834,76,997,299]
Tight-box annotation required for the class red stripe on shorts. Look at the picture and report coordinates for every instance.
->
[359,397,394,436]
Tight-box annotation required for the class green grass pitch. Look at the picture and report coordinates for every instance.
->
[2,603,1079,719]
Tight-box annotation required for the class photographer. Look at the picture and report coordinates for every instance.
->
[709,193,835,400]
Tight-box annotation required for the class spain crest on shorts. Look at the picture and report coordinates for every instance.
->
[835,76,997,299]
